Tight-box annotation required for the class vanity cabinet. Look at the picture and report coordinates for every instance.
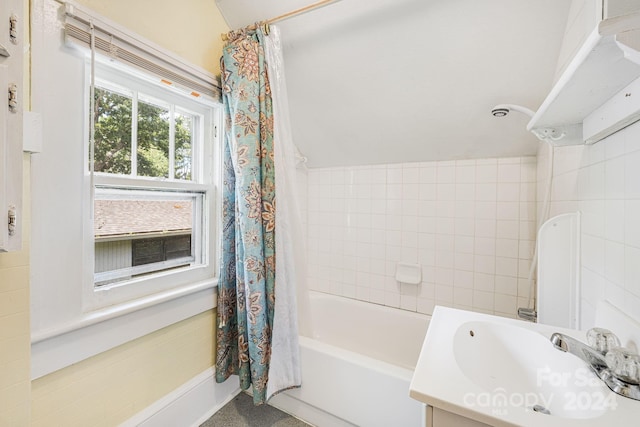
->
[425,406,492,427]
[410,305,640,427]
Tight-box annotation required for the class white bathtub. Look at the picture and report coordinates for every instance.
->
[270,291,431,427]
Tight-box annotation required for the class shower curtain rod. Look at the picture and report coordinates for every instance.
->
[221,0,343,41]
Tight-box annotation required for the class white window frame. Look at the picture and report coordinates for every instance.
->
[30,0,222,379]
[82,59,216,311]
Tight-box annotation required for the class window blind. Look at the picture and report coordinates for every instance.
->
[63,2,221,101]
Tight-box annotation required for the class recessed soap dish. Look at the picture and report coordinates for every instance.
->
[395,262,421,285]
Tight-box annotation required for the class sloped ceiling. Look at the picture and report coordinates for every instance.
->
[216,0,572,167]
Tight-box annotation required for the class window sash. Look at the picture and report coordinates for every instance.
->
[93,80,202,182]
[95,256,196,287]
[93,185,206,288]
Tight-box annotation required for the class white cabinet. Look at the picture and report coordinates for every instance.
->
[554,0,604,81]
[556,0,640,80]
[527,0,640,146]
[0,0,24,252]
[606,0,640,18]
[425,406,492,427]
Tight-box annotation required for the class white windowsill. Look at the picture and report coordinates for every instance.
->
[31,279,217,380]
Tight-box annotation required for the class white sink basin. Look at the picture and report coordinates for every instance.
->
[453,320,608,419]
[409,306,640,427]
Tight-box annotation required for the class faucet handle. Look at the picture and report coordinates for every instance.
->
[586,328,620,353]
[605,347,640,385]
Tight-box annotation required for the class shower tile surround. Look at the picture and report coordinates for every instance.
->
[538,120,640,329]
[305,157,537,318]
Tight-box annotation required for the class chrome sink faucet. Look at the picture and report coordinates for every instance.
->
[550,332,608,368]
[550,328,640,400]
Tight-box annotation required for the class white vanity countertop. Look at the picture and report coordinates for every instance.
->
[409,306,640,427]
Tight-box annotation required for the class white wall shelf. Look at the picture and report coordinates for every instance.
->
[528,10,640,146]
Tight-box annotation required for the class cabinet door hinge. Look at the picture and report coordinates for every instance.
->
[8,206,16,236]
[9,14,18,44]
[8,83,17,112]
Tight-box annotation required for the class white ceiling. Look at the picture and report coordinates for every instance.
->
[216,0,572,167]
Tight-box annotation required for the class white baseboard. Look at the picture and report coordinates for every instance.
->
[120,367,240,427]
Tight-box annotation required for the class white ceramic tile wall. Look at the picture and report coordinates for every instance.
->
[538,120,640,328]
[305,157,537,318]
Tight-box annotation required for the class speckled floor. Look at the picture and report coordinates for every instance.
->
[200,392,312,427]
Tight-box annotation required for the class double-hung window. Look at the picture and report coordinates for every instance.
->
[86,61,218,307]
[30,0,221,378]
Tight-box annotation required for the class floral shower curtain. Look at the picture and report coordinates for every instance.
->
[216,25,301,405]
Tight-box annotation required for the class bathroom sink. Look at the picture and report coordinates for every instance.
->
[409,306,640,427]
[453,321,608,419]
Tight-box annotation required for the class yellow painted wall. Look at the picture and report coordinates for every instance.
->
[75,0,229,76]
[31,311,216,426]
[0,157,31,426]
[26,1,229,425]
